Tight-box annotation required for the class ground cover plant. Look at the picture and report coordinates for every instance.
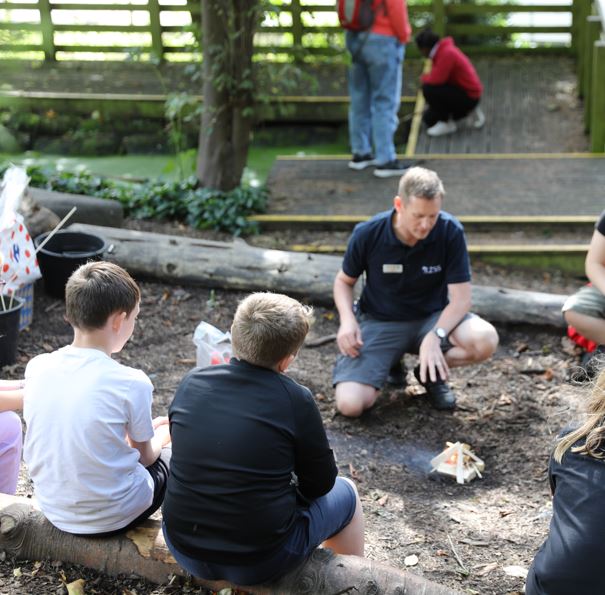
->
[0,258,588,595]
[0,163,268,236]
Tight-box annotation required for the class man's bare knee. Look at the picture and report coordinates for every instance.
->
[335,382,377,418]
[472,326,499,361]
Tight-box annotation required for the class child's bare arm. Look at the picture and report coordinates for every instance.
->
[0,380,24,412]
[129,423,171,467]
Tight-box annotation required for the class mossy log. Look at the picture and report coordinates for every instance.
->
[70,224,569,328]
[0,495,460,595]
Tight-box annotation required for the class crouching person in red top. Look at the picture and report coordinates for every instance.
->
[162,292,364,587]
[416,30,485,137]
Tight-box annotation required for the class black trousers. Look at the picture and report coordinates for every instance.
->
[422,83,479,127]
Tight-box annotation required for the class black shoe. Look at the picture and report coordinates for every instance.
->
[373,159,413,178]
[386,361,407,387]
[348,154,376,171]
[568,345,605,384]
[413,365,456,411]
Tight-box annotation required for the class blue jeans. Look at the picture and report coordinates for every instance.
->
[346,31,405,165]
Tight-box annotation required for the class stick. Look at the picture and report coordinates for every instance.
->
[34,206,77,254]
[304,333,337,348]
[447,533,469,575]
[0,282,6,312]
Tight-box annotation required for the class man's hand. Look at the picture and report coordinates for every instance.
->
[418,331,449,383]
[337,318,364,358]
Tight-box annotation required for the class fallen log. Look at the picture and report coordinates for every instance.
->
[69,224,570,328]
[0,495,460,595]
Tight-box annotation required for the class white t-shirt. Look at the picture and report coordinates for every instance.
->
[23,345,155,534]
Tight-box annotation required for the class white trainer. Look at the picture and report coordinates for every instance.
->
[468,106,485,129]
[427,120,457,137]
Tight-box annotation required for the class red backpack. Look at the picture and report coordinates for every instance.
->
[337,0,383,32]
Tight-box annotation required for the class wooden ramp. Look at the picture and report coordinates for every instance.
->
[266,154,604,218]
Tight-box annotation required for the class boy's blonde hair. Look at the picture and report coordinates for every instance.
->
[65,261,140,330]
[231,292,313,369]
[554,366,605,462]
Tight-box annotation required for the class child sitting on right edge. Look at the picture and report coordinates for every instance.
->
[23,261,171,536]
[526,366,605,594]
[162,292,364,586]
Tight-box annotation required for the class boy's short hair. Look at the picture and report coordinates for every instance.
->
[65,261,140,330]
[231,292,313,369]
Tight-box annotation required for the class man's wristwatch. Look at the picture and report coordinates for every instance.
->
[434,327,447,340]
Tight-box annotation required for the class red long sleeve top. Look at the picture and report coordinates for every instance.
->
[371,0,412,44]
[421,37,483,99]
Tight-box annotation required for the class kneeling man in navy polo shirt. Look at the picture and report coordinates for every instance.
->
[333,166,499,415]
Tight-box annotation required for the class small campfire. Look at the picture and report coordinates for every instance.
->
[430,441,485,484]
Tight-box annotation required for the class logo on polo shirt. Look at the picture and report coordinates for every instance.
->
[422,265,442,274]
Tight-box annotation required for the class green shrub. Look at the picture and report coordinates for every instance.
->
[2,163,267,236]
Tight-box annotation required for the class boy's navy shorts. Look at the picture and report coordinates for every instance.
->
[163,476,357,585]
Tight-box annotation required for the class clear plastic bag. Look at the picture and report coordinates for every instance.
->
[193,321,232,368]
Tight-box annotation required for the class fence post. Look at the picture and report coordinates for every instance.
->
[576,0,591,95]
[591,40,605,152]
[583,15,601,129]
[148,0,164,61]
[433,0,446,37]
[290,0,303,54]
[38,0,55,61]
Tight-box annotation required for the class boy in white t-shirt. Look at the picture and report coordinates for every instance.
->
[23,261,171,536]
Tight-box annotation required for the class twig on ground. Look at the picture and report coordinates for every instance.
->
[304,333,337,348]
[447,533,470,575]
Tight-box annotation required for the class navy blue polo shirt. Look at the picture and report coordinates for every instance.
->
[597,209,605,235]
[342,209,471,321]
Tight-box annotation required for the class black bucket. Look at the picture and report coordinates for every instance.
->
[0,297,23,367]
[34,230,108,299]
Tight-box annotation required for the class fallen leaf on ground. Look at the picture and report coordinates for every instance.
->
[377,494,389,506]
[404,554,419,566]
[436,549,449,557]
[66,578,86,595]
[476,562,498,576]
[13,567,21,577]
[503,565,528,579]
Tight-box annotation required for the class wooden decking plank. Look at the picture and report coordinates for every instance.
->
[266,155,604,217]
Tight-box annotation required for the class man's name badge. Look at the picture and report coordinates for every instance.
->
[383,264,403,273]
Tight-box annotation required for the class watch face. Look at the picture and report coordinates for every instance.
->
[435,327,447,339]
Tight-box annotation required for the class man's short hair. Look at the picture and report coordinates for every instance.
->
[65,261,140,330]
[398,166,445,203]
[231,292,313,369]
[415,29,440,50]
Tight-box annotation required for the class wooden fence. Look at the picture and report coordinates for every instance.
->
[0,0,573,61]
[575,0,605,150]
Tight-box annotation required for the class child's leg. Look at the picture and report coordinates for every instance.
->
[0,411,22,495]
[322,477,364,556]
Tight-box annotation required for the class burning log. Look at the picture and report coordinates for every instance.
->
[69,224,569,328]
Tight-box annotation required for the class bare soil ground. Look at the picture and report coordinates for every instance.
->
[0,226,591,595]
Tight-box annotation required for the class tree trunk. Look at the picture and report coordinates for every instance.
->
[0,495,461,595]
[71,224,570,328]
[196,0,259,191]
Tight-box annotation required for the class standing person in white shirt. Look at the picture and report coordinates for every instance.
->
[23,261,171,536]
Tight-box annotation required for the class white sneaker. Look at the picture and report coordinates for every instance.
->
[468,106,485,129]
[427,120,457,137]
